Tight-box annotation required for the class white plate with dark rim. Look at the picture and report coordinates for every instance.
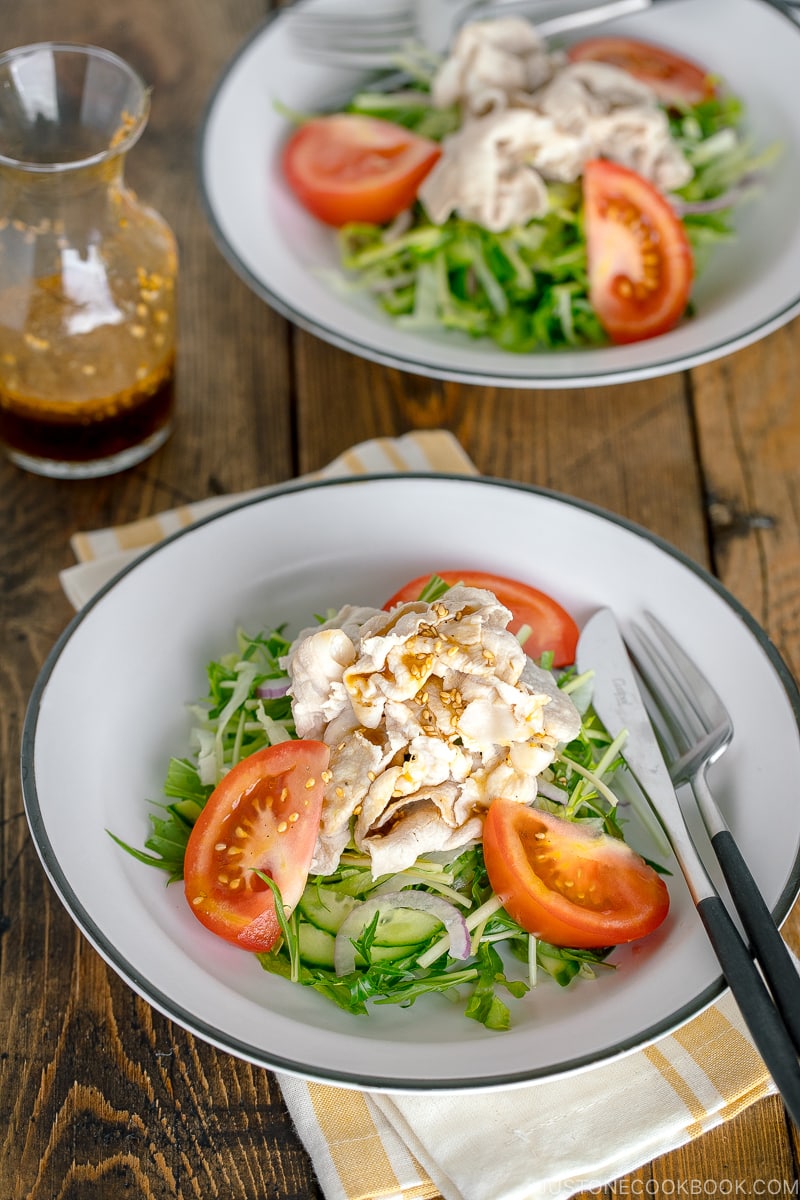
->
[198,0,800,389]
[21,476,800,1091]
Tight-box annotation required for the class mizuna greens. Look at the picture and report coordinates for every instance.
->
[304,47,778,353]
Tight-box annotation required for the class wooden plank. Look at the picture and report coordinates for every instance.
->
[294,331,706,556]
[692,323,800,960]
[0,1,315,1197]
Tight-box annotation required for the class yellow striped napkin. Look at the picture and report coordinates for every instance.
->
[279,991,774,1200]
[60,429,778,1200]
[59,430,475,608]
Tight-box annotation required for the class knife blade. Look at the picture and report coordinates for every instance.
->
[575,606,714,901]
[575,606,800,1128]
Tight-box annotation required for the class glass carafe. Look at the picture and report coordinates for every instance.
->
[0,42,178,478]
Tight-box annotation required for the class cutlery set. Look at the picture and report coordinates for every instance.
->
[577,608,800,1127]
[288,0,800,67]
[287,0,659,67]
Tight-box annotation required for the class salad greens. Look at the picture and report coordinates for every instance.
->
[116,599,651,1032]
[324,66,777,353]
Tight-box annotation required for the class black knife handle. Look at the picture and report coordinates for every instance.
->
[710,828,800,1055]
[697,895,800,1128]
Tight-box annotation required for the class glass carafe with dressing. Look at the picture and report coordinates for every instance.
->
[0,42,178,478]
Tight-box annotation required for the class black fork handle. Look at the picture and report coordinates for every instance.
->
[710,828,800,1054]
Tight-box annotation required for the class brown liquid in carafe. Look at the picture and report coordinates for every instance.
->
[0,269,176,465]
[0,357,175,463]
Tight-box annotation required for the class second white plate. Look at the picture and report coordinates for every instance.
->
[198,0,800,387]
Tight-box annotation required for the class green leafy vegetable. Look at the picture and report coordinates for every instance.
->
[328,77,777,350]
[337,192,606,353]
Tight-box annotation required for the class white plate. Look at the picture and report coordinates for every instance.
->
[198,0,800,388]
[22,476,800,1091]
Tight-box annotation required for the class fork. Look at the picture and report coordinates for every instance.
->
[286,3,419,70]
[286,0,655,68]
[627,612,800,1057]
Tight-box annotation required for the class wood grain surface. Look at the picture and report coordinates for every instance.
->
[1,1,798,1197]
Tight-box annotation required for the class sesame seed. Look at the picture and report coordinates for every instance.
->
[214,842,227,851]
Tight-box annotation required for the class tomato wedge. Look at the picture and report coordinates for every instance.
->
[567,36,715,107]
[281,113,441,227]
[583,159,693,345]
[483,800,670,949]
[184,740,329,952]
[383,570,579,667]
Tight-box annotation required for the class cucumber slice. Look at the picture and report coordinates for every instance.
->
[353,904,444,947]
[365,942,420,964]
[298,922,336,968]
[298,886,358,934]
[168,798,202,825]
[297,922,421,970]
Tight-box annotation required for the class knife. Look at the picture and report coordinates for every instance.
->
[576,607,800,1128]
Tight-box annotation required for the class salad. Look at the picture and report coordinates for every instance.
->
[280,17,777,351]
[115,572,670,1032]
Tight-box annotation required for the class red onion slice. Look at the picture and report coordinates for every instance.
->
[333,890,471,976]
[256,679,290,699]
[669,173,762,216]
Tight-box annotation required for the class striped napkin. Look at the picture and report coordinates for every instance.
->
[59,430,475,608]
[60,429,777,1200]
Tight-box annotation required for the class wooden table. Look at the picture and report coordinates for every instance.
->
[2,1,798,1196]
